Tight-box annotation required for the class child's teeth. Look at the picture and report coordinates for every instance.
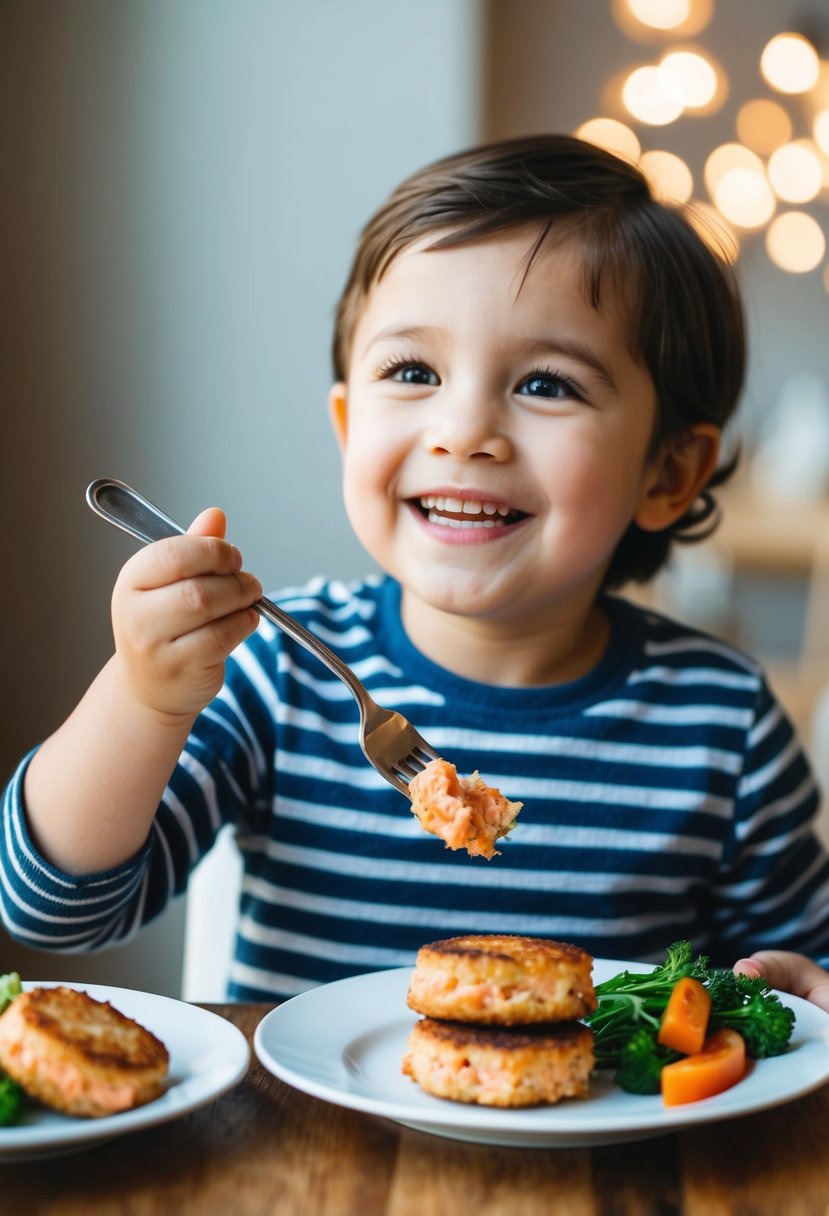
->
[428,513,498,528]
[417,494,517,525]
[419,495,510,514]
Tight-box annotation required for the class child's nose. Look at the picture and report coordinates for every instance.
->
[422,392,512,462]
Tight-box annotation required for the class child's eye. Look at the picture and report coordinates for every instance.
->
[377,358,440,386]
[517,369,582,401]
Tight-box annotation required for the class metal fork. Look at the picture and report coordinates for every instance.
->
[85,478,441,797]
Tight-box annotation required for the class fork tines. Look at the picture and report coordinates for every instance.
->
[392,745,438,786]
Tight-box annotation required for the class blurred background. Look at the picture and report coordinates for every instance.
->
[2,0,828,997]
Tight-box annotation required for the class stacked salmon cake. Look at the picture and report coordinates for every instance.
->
[402,935,596,1108]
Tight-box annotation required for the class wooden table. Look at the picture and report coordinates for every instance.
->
[3,1003,829,1214]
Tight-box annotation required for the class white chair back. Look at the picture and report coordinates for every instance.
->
[181,825,243,1002]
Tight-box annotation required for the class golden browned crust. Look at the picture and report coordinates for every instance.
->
[402,1017,595,1107]
[0,987,169,1118]
[406,934,596,1024]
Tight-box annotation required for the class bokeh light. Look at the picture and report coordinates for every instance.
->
[737,98,793,156]
[627,0,690,29]
[765,211,826,272]
[592,12,828,277]
[712,167,776,230]
[813,62,829,111]
[767,141,823,204]
[760,33,820,95]
[704,143,764,194]
[814,110,829,158]
[612,0,713,39]
[622,65,684,125]
[639,149,694,202]
[658,49,720,110]
[575,117,641,161]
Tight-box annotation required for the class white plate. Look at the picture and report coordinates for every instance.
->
[254,959,829,1147]
[0,982,249,1161]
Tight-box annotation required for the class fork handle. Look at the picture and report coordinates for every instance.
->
[86,479,371,708]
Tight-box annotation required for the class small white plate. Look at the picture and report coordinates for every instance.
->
[0,982,249,1161]
[254,960,829,1147]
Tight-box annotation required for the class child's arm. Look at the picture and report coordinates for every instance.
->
[22,507,262,876]
[734,952,829,1013]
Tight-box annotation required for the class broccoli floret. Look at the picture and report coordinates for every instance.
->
[588,944,797,1088]
[706,970,795,1058]
[0,973,25,1128]
[0,1073,23,1127]
[587,941,710,1068]
[658,940,710,983]
[0,972,21,1015]
[613,1028,681,1095]
[704,967,743,1010]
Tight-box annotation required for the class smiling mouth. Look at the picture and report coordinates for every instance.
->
[412,495,529,529]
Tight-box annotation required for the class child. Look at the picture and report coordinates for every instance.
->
[3,134,829,1009]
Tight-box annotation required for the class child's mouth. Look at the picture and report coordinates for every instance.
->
[411,495,528,530]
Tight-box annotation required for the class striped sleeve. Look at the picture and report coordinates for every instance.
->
[0,750,153,951]
[0,627,276,952]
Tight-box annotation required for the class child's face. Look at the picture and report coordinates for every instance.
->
[330,226,670,633]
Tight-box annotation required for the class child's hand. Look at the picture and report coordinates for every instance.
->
[110,506,262,722]
[733,951,829,1013]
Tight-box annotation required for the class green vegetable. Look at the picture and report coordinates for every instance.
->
[586,941,709,1069]
[0,972,21,1015]
[585,941,796,1094]
[0,1074,23,1127]
[0,972,24,1127]
[613,1028,681,1095]
[706,968,796,1058]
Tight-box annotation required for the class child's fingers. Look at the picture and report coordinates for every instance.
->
[187,507,227,539]
[113,599,261,717]
[122,571,262,644]
[733,950,829,1012]
[168,603,261,667]
[109,508,261,719]
[119,533,245,593]
[168,571,262,638]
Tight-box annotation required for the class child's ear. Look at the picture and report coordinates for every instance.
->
[328,382,348,449]
[634,423,721,532]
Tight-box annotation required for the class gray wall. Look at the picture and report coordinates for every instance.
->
[1,0,480,994]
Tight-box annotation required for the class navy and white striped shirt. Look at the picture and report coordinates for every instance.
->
[3,576,829,1000]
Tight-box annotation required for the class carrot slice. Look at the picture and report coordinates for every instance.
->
[657,976,711,1055]
[661,1028,746,1106]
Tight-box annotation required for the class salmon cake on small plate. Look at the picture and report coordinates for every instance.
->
[0,986,169,1118]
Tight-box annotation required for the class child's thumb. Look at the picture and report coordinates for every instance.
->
[187,507,227,539]
[734,950,829,1011]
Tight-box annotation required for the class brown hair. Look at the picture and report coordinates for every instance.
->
[331,134,746,588]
